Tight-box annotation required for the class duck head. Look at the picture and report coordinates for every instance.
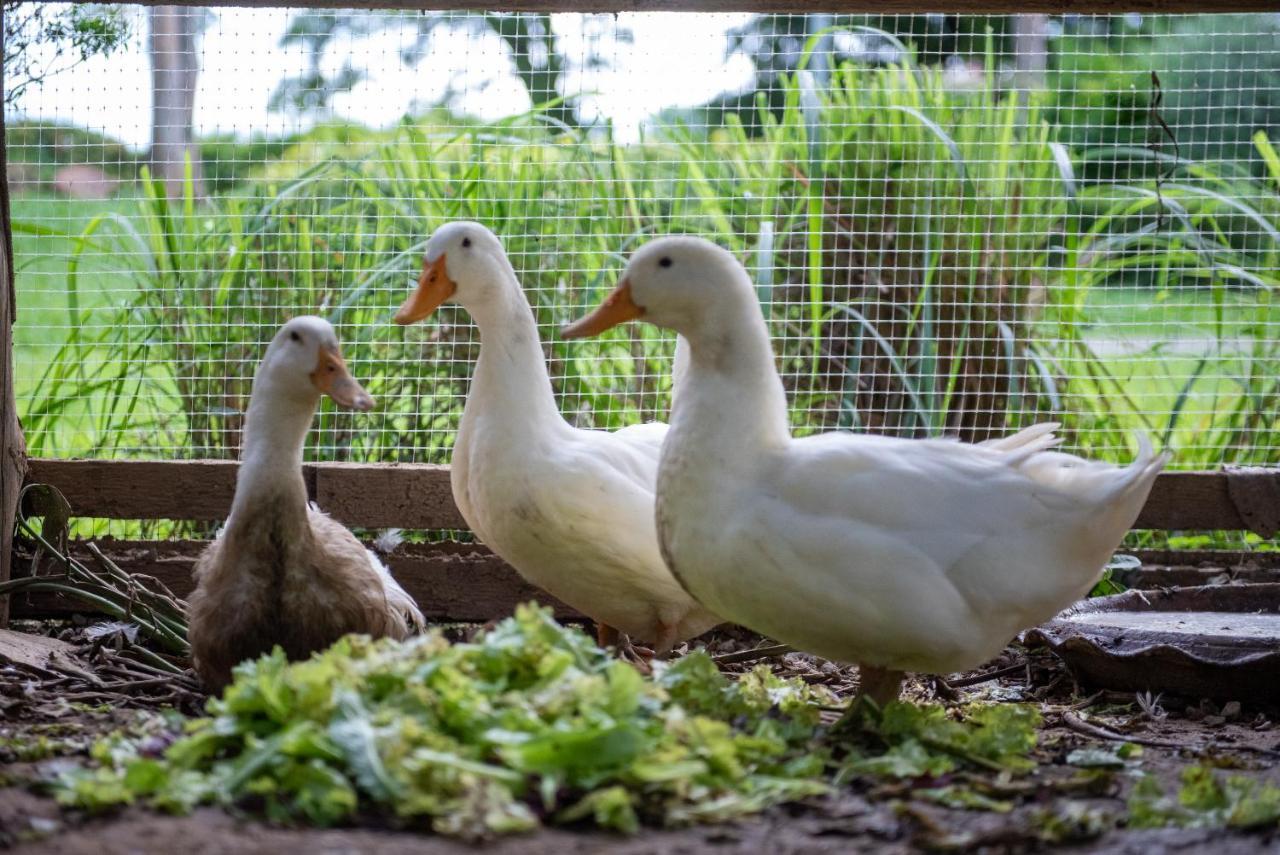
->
[259,316,374,411]
[560,236,751,341]
[394,221,515,325]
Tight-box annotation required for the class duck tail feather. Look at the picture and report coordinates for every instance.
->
[996,424,1064,467]
[1105,431,1169,504]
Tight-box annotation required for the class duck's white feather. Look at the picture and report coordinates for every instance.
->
[363,544,425,633]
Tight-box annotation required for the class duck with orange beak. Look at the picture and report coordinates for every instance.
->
[395,222,719,659]
[563,236,1167,709]
[187,316,424,691]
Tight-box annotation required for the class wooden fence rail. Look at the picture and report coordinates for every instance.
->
[10,459,1279,622]
[9,538,580,623]
[23,458,1280,534]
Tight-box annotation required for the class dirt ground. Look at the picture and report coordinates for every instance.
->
[4,787,1279,855]
[3,624,1280,854]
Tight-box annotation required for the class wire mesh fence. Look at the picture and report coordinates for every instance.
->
[7,8,1280,472]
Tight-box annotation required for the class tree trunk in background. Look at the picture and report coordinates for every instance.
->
[485,14,579,130]
[150,5,205,199]
[807,14,833,86]
[1,4,29,628]
[1012,15,1049,99]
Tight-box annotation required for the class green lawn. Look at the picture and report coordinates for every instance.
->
[12,193,150,456]
[1081,285,1273,341]
[13,193,137,376]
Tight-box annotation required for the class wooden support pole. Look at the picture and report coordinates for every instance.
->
[0,4,29,628]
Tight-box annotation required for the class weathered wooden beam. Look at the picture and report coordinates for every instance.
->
[314,462,465,530]
[7,538,582,623]
[9,539,1276,625]
[38,0,1280,13]
[1132,471,1255,532]
[26,459,246,524]
[0,8,27,630]
[26,458,1279,533]
[24,458,467,529]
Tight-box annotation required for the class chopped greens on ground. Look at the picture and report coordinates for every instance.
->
[52,605,837,838]
[835,700,1042,781]
[42,605,1280,839]
[1128,765,1280,830]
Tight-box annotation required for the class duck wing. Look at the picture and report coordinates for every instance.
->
[703,426,1165,670]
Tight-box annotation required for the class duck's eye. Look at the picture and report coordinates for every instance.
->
[659,257,673,268]
[462,237,472,248]
[289,331,302,343]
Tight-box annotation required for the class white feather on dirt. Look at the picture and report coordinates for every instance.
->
[373,528,404,555]
[84,621,140,643]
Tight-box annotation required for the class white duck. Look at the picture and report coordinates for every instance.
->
[562,236,1169,703]
[393,222,719,656]
[188,316,423,691]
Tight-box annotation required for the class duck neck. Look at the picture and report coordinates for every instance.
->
[672,297,791,458]
[465,273,565,431]
[228,372,315,535]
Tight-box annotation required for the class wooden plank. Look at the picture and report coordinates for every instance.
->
[24,458,467,529]
[7,538,582,623]
[1130,547,1280,570]
[11,538,1277,625]
[26,459,248,523]
[26,458,1278,532]
[0,628,77,673]
[60,0,1280,13]
[1132,471,1250,531]
[314,462,466,530]
[0,6,26,630]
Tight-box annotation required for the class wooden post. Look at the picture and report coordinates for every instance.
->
[0,3,29,628]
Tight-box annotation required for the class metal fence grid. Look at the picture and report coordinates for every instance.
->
[7,8,1280,472]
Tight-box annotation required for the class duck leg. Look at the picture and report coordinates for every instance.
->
[834,665,906,732]
[596,623,654,673]
[856,665,905,706]
[596,623,621,649]
[652,621,679,660]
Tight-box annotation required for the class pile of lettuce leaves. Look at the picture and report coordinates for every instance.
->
[53,605,836,838]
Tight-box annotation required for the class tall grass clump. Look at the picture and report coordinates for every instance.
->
[23,157,426,461]
[652,43,1068,441]
[22,115,690,462]
[1042,135,1280,467]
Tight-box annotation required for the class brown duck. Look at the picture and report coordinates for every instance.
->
[187,316,423,691]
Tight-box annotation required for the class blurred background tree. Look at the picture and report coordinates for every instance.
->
[150,6,210,198]
[270,11,630,130]
[3,3,131,107]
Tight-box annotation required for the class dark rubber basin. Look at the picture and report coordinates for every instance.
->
[1025,584,1280,703]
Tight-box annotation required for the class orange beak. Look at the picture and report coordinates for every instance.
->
[560,279,645,340]
[310,346,375,411]
[394,254,456,325]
